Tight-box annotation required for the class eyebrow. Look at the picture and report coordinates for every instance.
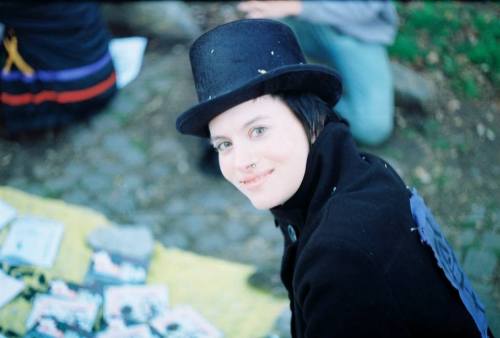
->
[210,115,270,144]
[241,115,269,130]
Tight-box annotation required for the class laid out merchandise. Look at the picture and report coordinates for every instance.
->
[0,199,223,338]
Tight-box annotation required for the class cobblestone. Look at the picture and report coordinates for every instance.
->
[456,228,477,248]
[481,232,500,252]
[463,249,498,282]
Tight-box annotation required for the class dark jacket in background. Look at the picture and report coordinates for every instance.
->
[0,4,116,136]
[271,121,482,338]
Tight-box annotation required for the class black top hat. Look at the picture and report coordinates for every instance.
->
[176,19,342,138]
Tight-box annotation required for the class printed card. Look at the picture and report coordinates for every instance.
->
[0,199,16,230]
[150,305,223,338]
[85,250,148,287]
[0,217,64,268]
[24,317,94,338]
[49,279,102,309]
[0,269,25,309]
[96,323,156,338]
[26,294,100,332]
[104,284,168,324]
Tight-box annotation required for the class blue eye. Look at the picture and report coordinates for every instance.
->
[250,126,267,138]
[214,141,232,153]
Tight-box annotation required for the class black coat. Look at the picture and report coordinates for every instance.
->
[271,122,482,338]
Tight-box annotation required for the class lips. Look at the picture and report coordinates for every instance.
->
[240,169,274,187]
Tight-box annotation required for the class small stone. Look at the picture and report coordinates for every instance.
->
[453,116,463,127]
[164,198,188,215]
[181,215,205,239]
[396,113,407,128]
[463,249,497,282]
[161,232,190,250]
[122,148,147,168]
[32,164,51,180]
[90,113,120,133]
[72,126,97,151]
[62,190,91,206]
[176,160,189,174]
[148,162,171,180]
[467,203,486,224]
[101,2,201,41]
[0,153,12,167]
[195,232,225,254]
[447,99,461,112]
[457,229,476,248]
[224,222,249,242]
[119,173,143,193]
[151,139,179,157]
[107,195,136,219]
[486,129,496,141]
[414,166,432,184]
[103,133,132,154]
[391,61,437,113]
[476,123,486,137]
[266,307,292,338]
[87,224,154,260]
[426,51,439,64]
[193,191,227,211]
[481,232,500,252]
[80,174,112,194]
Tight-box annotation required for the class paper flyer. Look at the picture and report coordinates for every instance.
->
[109,37,148,89]
[0,199,16,230]
[26,293,100,332]
[104,284,168,324]
[0,269,25,309]
[0,216,64,268]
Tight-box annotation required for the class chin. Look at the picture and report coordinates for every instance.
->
[248,195,282,210]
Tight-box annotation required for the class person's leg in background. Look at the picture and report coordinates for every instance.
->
[285,19,394,146]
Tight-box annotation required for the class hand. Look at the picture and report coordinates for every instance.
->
[237,1,302,19]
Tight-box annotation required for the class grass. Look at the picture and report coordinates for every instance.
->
[389,2,500,99]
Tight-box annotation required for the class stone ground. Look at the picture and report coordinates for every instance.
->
[0,7,499,337]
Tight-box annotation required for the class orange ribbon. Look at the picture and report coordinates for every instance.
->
[3,34,34,76]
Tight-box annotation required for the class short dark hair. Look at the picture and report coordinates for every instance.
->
[273,92,347,143]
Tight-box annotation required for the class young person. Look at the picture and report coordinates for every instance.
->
[0,3,116,138]
[176,19,492,338]
[237,0,398,146]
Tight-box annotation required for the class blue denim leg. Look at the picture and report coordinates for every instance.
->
[285,19,394,146]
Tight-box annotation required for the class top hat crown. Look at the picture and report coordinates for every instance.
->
[176,19,342,137]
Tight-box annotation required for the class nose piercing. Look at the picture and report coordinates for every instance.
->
[250,163,256,168]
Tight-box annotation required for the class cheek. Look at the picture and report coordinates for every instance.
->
[218,155,234,183]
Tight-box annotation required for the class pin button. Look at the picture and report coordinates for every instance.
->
[287,225,297,243]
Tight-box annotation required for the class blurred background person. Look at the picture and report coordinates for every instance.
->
[238,0,398,146]
[0,3,117,139]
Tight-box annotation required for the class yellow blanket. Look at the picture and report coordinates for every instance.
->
[0,187,287,337]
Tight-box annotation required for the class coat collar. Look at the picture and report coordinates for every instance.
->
[271,121,367,231]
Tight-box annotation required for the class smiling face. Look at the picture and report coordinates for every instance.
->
[208,94,310,210]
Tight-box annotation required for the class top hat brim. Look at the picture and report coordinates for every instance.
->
[176,64,342,138]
